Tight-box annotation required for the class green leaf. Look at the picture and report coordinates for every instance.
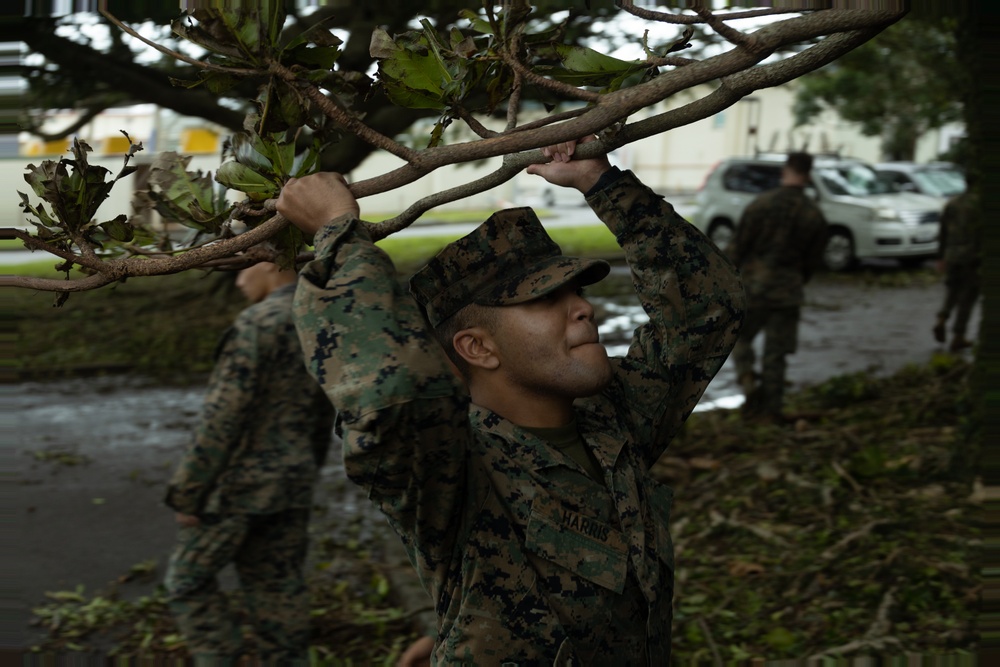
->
[215,161,278,200]
[532,43,647,89]
[763,627,797,652]
[230,133,274,174]
[458,9,494,35]
[98,215,134,242]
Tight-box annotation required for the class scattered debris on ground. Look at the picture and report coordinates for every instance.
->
[28,357,979,662]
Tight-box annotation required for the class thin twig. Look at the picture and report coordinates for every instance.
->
[505,32,525,132]
[454,107,498,138]
[98,8,259,75]
[269,61,417,162]
[696,616,724,667]
[616,1,796,25]
[500,50,600,103]
[6,229,101,270]
[830,460,863,495]
[820,520,892,561]
[694,7,756,50]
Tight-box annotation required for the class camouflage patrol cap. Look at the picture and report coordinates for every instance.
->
[409,207,611,327]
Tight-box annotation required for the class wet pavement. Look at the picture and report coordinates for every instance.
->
[9,264,981,650]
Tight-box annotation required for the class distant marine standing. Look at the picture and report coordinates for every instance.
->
[933,178,981,352]
[728,152,828,421]
[163,261,335,666]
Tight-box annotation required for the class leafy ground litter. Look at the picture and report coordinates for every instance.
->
[658,355,979,662]
[26,356,979,663]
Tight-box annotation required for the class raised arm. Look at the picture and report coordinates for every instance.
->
[278,175,471,577]
[590,170,745,468]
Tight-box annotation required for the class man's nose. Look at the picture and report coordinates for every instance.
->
[571,294,595,321]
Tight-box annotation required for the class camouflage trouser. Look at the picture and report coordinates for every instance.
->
[938,263,981,339]
[164,508,311,666]
[732,306,800,416]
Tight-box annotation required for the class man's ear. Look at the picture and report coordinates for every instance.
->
[452,327,500,371]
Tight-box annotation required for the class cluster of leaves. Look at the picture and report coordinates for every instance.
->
[171,6,353,136]
[19,137,149,260]
[372,6,656,147]
[18,128,324,269]
[659,356,979,661]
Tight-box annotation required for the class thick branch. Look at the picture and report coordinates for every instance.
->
[20,20,246,132]
[4,215,290,293]
[7,229,102,271]
[346,9,903,199]
[30,105,114,142]
[608,27,888,151]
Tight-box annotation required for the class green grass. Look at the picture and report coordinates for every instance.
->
[376,225,622,275]
[367,208,555,224]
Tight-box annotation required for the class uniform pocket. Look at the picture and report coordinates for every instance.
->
[524,494,628,593]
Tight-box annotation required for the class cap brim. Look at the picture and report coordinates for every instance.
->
[472,256,611,307]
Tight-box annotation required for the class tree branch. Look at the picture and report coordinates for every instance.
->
[616,2,799,25]
[98,8,260,76]
[345,10,902,199]
[20,20,247,132]
[4,215,290,293]
[269,61,418,163]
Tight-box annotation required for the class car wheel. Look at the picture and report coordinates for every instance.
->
[898,256,928,270]
[707,220,734,251]
[824,229,856,272]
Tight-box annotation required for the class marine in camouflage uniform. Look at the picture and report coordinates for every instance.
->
[281,142,744,665]
[163,263,335,666]
[933,186,981,352]
[728,152,828,420]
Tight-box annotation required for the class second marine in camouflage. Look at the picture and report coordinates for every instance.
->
[164,263,335,665]
[279,140,745,665]
[728,152,828,421]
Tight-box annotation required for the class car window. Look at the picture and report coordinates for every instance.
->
[875,170,910,191]
[912,169,966,197]
[721,164,781,193]
[816,163,891,196]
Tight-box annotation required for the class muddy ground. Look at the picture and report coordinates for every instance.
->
[9,264,981,651]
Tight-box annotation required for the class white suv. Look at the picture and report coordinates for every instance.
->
[692,155,943,270]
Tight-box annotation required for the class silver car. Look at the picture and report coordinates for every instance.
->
[874,161,966,205]
[692,155,943,270]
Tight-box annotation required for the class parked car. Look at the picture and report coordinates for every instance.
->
[692,155,943,270]
[874,161,966,203]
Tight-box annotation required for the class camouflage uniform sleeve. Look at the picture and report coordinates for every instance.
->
[587,170,746,468]
[164,315,261,514]
[293,215,471,567]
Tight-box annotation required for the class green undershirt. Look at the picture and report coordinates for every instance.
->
[522,421,604,483]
